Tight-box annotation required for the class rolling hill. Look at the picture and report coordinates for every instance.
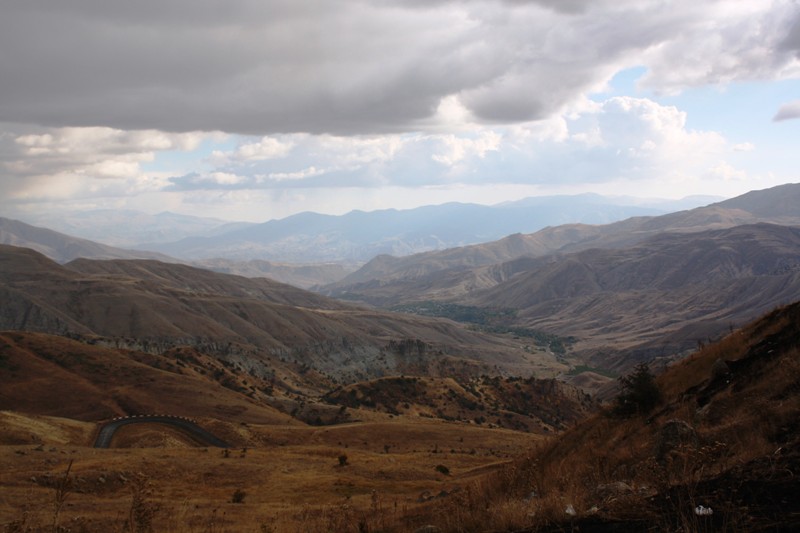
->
[0,216,353,288]
[192,257,352,289]
[0,331,295,426]
[0,245,562,387]
[19,209,253,248]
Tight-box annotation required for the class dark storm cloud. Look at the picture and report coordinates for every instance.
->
[0,1,797,136]
[781,11,800,56]
[0,0,493,135]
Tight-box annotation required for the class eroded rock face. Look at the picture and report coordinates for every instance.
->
[655,419,699,462]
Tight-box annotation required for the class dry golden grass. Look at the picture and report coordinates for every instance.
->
[0,412,95,446]
[0,329,556,531]
[0,413,543,532]
[4,298,798,532]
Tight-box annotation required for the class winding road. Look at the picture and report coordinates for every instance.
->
[93,415,229,448]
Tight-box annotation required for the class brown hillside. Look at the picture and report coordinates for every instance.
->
[0,331,296,427]
[329,224,800,374]
[466,224,800,369]
[64,256,339,309]
[1,245,558,385]
[414,301,800,532]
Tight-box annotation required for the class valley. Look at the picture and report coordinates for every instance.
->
[2,183,800,531]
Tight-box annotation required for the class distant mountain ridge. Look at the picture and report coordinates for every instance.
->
[327,183,800,291]
[130,194,702,263]
[0,216,348,288]
[8,193,715,287]
[0,217,175,264]
[21,209,254,248]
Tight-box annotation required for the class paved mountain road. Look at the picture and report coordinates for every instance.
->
[93,416,229,448]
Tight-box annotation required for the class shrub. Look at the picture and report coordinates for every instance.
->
[435,464,450,475]
[231,488,246,504]
[612,362,662,417]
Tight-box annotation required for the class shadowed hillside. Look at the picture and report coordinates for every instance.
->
[328,223,800,375]
[467,224,800,367]
[411,301,800,532]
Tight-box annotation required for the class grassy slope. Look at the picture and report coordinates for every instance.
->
[3,303,798,531]
[0,330,547,532]
[412,301,800,532]
[0,414,543,532]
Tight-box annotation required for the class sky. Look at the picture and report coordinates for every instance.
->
[1,0,799,223]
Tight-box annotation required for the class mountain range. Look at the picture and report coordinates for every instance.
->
[4,193,718,288]
[132,194,713,263]
[323,183,800,374]
[17,194,716,264]
[20,209,252,248]
[1,270,798,531]
[4,183,800,380]
[0,216,174,264]
[327,183,800,289]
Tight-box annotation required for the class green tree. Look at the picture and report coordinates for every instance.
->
[612,363,662,417]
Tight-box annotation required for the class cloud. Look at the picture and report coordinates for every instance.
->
[707,161,748,182]
[0,92,741,215]
[780,9,800,55]
[774,100,800,121]
[431,131,502,166]
[640,1,800,93]
[1,1,798,135]
[1,2,797,222]
[258,166,326,183]
[211,136,295,165]
[0,125,214,205]
[504,96,729,186]
[157,95,730,195]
